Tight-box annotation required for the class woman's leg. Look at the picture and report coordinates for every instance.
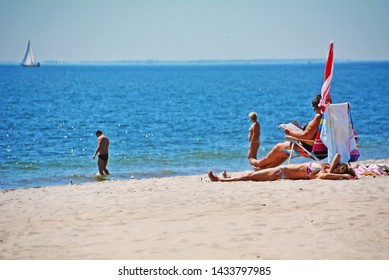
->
[208,167,280,182]
[249,142,290,169]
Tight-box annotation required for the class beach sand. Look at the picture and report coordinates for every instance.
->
[1,160,388,260]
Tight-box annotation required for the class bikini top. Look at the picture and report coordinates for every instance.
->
[306,162,325,176]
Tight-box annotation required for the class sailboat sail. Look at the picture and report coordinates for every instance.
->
[21,41,40,67]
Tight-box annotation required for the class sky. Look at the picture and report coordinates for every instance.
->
[1,0,389,62]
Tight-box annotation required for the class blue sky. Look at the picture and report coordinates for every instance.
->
[1,0,388,62]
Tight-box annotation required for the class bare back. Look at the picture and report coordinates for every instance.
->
[97,135,109,155]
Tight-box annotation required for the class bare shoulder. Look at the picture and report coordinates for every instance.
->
[313,113,322,123]
[306,114,322,130]
[99,135,109,143]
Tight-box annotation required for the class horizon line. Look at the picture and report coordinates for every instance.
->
[1,58,388,65]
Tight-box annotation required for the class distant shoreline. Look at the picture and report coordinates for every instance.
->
[2,59,389,66]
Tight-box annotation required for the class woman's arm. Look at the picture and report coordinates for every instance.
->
[329,153,341,173]
[285,114,321,139]
[317,172,356,180]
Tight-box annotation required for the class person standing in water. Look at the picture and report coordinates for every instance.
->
[248,112,261,160]
[93,130,110,176]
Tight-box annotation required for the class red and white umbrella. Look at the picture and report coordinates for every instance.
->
[319,41,334,112]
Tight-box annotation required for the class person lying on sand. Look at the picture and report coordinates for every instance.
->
[208,153,357,182]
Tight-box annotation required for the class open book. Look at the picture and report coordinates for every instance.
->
[279,120,303,132]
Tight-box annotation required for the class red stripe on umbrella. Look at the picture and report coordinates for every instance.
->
[319,41,334,112]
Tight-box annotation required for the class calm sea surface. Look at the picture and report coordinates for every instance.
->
[1,62,388,189]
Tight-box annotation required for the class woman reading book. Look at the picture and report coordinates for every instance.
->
[249,94,323,170]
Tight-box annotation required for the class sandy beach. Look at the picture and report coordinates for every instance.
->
[1,159,388,260]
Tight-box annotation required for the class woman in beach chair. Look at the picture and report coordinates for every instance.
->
[208,153,356,182]
[249,94,323,170]
[287,102,359,165]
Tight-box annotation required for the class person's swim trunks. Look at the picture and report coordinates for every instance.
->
[98,154,109,161]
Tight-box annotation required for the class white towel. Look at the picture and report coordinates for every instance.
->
[320,103,357,163]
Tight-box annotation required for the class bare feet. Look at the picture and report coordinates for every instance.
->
[222,171,231,178]
[208,171,219,182]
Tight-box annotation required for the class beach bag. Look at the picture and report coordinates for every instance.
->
[349,129,360,162]
[311,115,328,159]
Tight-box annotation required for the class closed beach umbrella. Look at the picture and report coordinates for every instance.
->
[319,41,334,112]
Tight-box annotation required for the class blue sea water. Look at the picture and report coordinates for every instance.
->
[1,62,389,189]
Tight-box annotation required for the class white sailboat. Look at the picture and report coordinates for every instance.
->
[21,41,40,67]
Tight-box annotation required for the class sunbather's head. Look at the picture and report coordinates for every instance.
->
[333,163,357,177]
[312,94,322,110]
[312,93,332,112]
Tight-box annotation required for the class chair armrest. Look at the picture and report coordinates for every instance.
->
[285,136,315,145]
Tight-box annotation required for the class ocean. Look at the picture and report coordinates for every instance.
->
[1,62,388,189]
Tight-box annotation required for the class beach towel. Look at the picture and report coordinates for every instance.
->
[320,103,358,163]
[354,164,389,177]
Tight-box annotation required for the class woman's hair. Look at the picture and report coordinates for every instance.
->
[332,163,356,177]
[248,112,257,121]
[312,94,322,109]
[312,93,332,110]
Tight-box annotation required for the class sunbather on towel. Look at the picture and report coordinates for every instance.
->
[209,153,357,182]
[249,93,323,170]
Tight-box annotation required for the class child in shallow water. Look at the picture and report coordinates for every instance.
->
[208,153,356,182]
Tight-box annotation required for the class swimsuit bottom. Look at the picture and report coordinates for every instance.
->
[98,154,109,161]
[278,167,286,180]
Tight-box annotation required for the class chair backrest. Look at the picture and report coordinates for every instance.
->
[311,116,328,159]
[320,103,360,163]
